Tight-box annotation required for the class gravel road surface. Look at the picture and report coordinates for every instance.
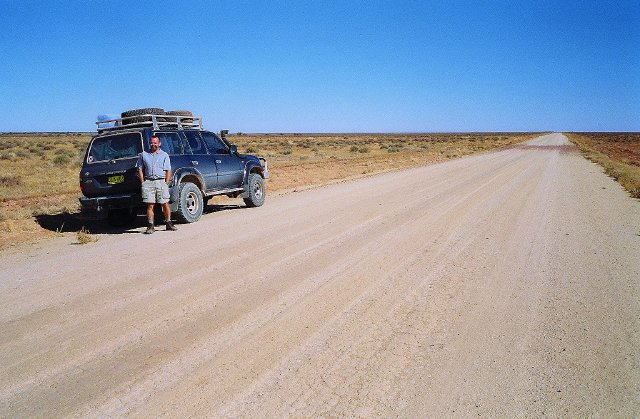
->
[1,133,638,417]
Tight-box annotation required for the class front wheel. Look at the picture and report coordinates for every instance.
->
[243,173,266,207]
[175,182,203,223]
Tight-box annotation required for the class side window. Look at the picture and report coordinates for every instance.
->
[183,131,206,154]
[156,132,188,155]
[202,131,229,154]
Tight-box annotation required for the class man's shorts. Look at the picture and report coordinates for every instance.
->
[142,179,170,204]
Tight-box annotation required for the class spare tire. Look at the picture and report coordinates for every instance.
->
[121,108,165,125]
[166,110,194,124]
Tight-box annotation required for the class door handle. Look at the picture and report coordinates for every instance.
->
[191,160,198,165]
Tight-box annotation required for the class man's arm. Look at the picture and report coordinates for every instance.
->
[163,154,172,185]
[136,153,144,183]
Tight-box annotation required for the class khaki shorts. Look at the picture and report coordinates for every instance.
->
[142,179,170,204]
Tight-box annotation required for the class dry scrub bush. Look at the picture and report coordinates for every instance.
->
[53,155,71,166]
[76,227,98,244]
[567,133,640,199]
[0,175,21,187]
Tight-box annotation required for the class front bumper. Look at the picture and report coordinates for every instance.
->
[79,193,142,219]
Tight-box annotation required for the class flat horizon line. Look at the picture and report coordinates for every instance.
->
[2,130,639,136]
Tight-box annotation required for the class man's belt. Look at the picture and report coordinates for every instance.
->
[145,177,165,180]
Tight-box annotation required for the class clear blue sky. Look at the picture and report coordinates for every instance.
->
[0,0,638,132]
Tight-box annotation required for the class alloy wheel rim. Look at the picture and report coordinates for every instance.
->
[254,181,263,200]
[186,191,199,214]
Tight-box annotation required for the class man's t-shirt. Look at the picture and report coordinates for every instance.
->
[136,149,171,179]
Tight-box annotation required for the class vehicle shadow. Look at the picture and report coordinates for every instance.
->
[34,212,143,235]
[204,203,244,214]
[35,203,245,235]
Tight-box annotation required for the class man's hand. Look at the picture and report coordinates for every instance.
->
[137,167,144,183]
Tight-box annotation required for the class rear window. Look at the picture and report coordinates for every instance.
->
[88,133,142,163]
[156,132,188,155]
[183,131,206,154]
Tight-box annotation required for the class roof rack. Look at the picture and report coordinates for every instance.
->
[96,114,203,132]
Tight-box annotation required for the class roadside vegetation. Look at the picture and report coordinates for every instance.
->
[0,132,536,249]
[230,133,537,191]
[566,133,640,199]
[0,133,90,246]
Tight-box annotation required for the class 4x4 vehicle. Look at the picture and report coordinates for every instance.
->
[79,108,268,226]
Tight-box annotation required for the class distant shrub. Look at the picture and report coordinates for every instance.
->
[358,146,369,153]
[53,155,71,166]
[350,145,359,152]
[0,175,21,187]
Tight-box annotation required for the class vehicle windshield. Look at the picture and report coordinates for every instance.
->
[88,133,142,163]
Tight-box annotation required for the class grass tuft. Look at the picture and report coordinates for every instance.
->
[53,154,71,166]
[0,175,21,187]
[76,227,98,244]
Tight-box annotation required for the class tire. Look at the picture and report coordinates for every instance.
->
[175,182,204,223]
[243,173,266,207]
[107,208,138,227]
[164,110,194,126]
[166,110,193,122]
[121,108,165,125]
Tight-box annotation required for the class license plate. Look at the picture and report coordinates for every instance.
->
[107,175,124,185]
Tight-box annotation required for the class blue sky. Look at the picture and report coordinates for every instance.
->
[0,0,638,132]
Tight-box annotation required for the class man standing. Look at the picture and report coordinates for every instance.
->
[136,135,178,233]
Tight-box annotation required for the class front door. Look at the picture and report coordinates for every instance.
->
[181,131,219,191]
[201,131,244,189]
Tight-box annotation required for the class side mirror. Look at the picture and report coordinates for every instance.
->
[229,144,238,154]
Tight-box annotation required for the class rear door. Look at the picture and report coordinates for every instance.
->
[155,131,193,181]
[82,132,143,197]
[201,131,244,188]
[181,131,219,191]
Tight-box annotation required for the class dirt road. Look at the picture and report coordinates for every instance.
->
[1,133,638,417]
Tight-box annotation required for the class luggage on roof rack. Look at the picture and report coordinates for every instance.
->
[96,109,202,132]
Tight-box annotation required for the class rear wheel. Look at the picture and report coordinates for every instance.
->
[243,173,265,207]
[175,182,203,223]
